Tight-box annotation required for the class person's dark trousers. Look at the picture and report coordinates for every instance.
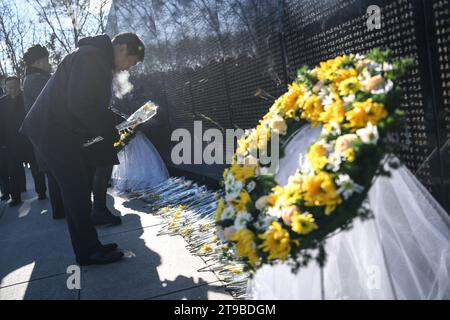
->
[8,159,23,202]
[36,140,101,261]
[92,166,113,213]
[46,171,65,219]
[0,148,10,197]
[28,157,47,197]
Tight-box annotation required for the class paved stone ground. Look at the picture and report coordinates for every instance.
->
[0,169,233,300]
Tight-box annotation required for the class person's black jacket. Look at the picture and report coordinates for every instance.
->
[20,35,119,167]
[23,66,51,114]
[22,66,52,171]
[0,93,29,161]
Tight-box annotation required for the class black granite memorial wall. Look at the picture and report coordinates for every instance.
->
[111,0,449,211]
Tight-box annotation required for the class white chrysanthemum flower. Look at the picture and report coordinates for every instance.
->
[225,180,243,201]
[244,129,254,136]
[383,62,393,71]
[322,121,342,136]
[257,164,278,175]
[234,212,253,230]
[224,172,235,189]
[355,53,366,60]
[322,93,335,108]
[246,181,256,193]
[221,206,236,221]
[254,216,273,232]
[327,152,342,172]
[343,94,356,110]
[303,90,312,100]
[267,207,283,219]
[356,122,379,145]
[319,139,334,153]
[336,174,364,200]
[372,79,394,95]
[358,69,372,82]
[318,86,331,102]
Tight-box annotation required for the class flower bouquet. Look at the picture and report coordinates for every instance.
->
[83,101,158,147]
[215,49,413,273]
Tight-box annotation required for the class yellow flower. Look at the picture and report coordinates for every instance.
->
[280,83,304,117]
[339,77,361,96]
[313,56,346,80]
[307,142,329,172]
[345,99,388,130]
[331,68,358,85]
[215,197,225,221]
[268,186,285,207]
[319,98,346,125]
[302,172,342,215]
[301,95,323,127]
[259,221,296,261]
[291,212,318,235]
[282,183,303,206]
[230,163,256,182]
[233,190,251,212]
[230,228,259,265]
[343,148,356,162]
[172,210,182,222]
[270,96,284,114]
[200,244,213,253]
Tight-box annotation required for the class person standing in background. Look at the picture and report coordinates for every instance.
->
[23,45,64,219]
[0,77,28,207]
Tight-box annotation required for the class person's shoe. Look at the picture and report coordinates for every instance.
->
[100,243,119,253]
[1,194,10,202]
[92,209,122,226]
[76,249,124,266]
[8,199,23,207]
[38,194,47,200]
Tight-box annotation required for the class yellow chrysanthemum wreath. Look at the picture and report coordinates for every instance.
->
[215,49,413,272]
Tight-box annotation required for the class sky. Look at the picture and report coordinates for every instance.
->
[1,0,113,74]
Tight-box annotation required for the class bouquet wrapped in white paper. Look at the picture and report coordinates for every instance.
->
[84,101,158,147]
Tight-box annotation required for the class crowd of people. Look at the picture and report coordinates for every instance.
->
[0,33,146,266]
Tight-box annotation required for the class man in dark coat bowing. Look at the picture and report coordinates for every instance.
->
[20,33,145,266]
